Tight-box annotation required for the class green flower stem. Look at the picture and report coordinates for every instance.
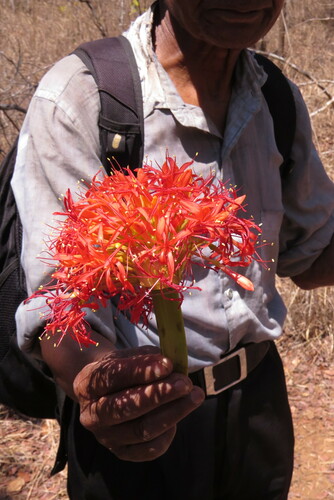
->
[152,289,188,375]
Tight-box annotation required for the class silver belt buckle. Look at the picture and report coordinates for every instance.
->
[203,347,247,396]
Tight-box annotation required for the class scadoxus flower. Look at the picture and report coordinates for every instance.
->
[28,156,260,349]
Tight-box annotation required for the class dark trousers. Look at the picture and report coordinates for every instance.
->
[66,342,294,500]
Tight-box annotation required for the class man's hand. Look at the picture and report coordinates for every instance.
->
[73,346,205,462]
[291,233,334,290]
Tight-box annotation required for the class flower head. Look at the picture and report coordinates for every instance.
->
[29,157,260,347]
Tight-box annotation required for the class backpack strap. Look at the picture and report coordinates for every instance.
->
[73,36,144,174]
[254,53,296,180]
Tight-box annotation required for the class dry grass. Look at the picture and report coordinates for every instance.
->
[0,406,67,499]
[0,1,333,499]
[278,335,334,499]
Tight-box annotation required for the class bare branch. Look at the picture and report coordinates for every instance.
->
[278,7,293,56]
[0,103,27,114]
[297,17,334,25]
[0,46,24,80]
[310,96,334,117]
[1,108,22,132]
[77,0,108,38]
[298,80,334,87]
[255,50,333,100]
[321,149,334,157]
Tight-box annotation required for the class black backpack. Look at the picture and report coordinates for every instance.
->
[0,36,295,419]
[0,36,143,418]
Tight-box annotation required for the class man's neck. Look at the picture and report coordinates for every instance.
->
[153,6,241,131]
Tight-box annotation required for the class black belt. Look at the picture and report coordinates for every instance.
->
[189,341,271,397]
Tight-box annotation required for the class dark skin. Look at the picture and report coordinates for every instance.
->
[42,332,203,462]
[153,4,238,131]
[41,0,333,463]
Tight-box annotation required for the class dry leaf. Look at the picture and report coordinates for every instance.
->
[18,470,31,482]
[7,476,25,493]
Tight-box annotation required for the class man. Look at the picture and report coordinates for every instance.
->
[11,1,334,499]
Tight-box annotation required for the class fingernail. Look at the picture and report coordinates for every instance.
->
[191,387,205,405]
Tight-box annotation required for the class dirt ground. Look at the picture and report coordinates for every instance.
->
[0,336,333,500]
[279,336,334,500]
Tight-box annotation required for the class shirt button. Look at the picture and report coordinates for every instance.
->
[225,288,234,300]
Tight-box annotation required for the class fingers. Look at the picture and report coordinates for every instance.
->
[95,385,204,445]
[80,372,195,427]
[91,385,205,462]
[108,427,178,462]
[74,346,172,399]
[73,345,206,462]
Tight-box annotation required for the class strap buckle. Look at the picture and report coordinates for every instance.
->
[203,347,247,396]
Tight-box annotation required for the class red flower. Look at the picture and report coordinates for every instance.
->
[28,157,260,347]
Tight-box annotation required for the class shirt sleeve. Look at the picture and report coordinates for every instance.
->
[277,82,334,278]
[11,54,117,355]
